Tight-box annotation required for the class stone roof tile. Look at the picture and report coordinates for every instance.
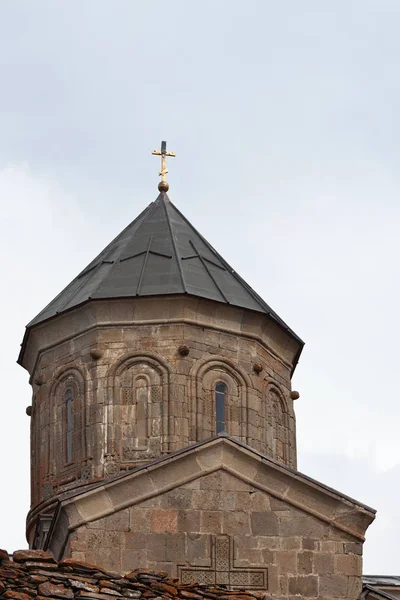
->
[0,550,265,600]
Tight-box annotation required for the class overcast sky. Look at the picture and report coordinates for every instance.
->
[1,0,400,574]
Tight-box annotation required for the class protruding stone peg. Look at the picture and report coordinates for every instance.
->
[178,344,190,357]
[290,390,300,400]
[26,406,32,416]
[253,362,263,374]
[90,348,103,360]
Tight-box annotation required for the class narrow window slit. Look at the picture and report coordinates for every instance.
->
[66,388,73,463]
[215,382,227,433]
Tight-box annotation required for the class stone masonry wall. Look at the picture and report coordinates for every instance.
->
[27,297,299,522]
[68,471,363,600]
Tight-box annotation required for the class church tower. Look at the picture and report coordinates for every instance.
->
[18,144,374,597]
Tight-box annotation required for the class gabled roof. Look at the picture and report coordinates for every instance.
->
[44,433,375,560]
[26,193,302,345]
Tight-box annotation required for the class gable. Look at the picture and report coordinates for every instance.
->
[48,436,375,563]
[62,468,368,597]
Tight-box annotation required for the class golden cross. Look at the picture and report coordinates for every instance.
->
[152,141,176,191]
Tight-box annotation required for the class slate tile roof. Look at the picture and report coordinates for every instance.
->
[0,550,265,600]
[24,193,302,347]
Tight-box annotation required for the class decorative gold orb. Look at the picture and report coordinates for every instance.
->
[158,180,169,193]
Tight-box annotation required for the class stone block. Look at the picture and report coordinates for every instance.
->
[269,497,288,511]
[302,538,317,550]
[149,532,168,561]
[192,490,222,511]
[130,508,152,533]
[161,489,193,510]
[281,536,301,550]
[106,472,156,511]
[234,548,263,567]
[258,536,281,550]
[253,466,289,497]
[121,548,148,572]
[236,491,270,512]
[319,574,349,598]
[124,532,149,549]
[280,515,327,538]
[165,533,186,563]
[223,511,251,535]
[103,510,129,531]
[314,552,334,575]
[186,533,211,566]
[344,542,362,555]
[177,510,201,533]
[297,551,313,574]
[72,488,114,525]
[334,554,362,576]
[151,509,178,533]
[149,455,202,491]
[221,471,252,492]
[288,575,318,597]
[199,471,223,490]
[275,550,297,574]
[200,511,222,533]
[250,512,279,536]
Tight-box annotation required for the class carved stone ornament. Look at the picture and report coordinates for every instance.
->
[26,405,32,416]
[81,467,92,483]
[290,390,300,400]
[253,362,263,374]
[178,534,267,589]
[90,348,103,360]
[104,453,120,476]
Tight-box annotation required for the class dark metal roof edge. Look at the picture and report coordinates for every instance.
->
[18,292,302,373]
[25,199,158,329]
[363,577,400,584]
[166,197,304,347]
[362,585,400,600]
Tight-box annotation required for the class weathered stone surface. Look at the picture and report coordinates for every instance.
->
[38,582,74,599]
[2,592,33,600]
[26,291,299,520]
[70,581,100,593]
[288,575,318,597]
[13,550,56,563]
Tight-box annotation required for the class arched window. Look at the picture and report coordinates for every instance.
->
[215,382,227,433]
[65,388,73,463]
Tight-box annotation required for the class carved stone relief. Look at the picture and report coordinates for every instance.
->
[178,535,267,589]
[114,359,164,462]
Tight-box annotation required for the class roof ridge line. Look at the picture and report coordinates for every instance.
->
[167,199,303,344]
[27,199,160,327]
[162,195,187,293]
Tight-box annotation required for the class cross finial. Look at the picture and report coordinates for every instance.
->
[152,140,176,193]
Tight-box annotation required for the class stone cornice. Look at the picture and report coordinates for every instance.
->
[46,435,375,560]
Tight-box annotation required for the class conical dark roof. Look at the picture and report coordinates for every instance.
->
[26,194,301,343]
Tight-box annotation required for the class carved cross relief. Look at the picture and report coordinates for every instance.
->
[178,534,268,590]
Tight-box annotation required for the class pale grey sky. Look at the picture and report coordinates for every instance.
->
[1,0,400,573]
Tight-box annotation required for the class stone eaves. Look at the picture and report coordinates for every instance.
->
[45,434,376,560]
[18,194,304,367]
